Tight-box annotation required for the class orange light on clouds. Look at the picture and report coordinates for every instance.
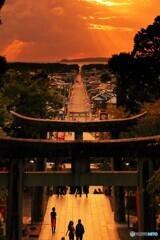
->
[1,40,27,61]
[85,0,131,6]
[67,52,87,60]
[0,0,159,62]
[88,23,133,31]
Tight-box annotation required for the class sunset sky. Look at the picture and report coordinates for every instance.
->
[0,0,159,62]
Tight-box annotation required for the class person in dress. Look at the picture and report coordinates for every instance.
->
[66,220,75,240]
[50,207,57,234]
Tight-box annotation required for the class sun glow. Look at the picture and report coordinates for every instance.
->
[1,40,27,61]
[89,23,133,31]
[86,0,131,6]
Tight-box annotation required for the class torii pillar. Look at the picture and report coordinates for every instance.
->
[72,130,90,174]
[138,158,155,237]
[32,131,47,223]
[111,130,126,223]
[6,158,24,240]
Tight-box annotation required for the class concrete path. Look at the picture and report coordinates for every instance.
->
[69,82,89,112]
[38,194,120,240]
[67,71,91,121]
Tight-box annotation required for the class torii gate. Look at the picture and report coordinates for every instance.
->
[0,110,159,239]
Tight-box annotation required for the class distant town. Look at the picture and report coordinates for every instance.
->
[6,59,115,121]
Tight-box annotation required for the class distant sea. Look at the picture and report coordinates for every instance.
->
[60,58,108,68]
[62,61,107,68]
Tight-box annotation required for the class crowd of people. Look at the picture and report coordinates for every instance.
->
[55,186,90,197]
[93,188,103,194]
[75,186,89,198]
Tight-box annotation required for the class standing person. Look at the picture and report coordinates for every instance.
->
[75,219,85,240]
[66,221,72,236]
[98,188,103,194]
[66,221,75,240]
[93,189,98,194]
[50,207,57,234]
[75,186,82,198]
[83,186,89,197]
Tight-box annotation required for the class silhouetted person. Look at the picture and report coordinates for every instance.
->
[70,186,76,194]
[93,189,98,194]
[57,186,66,196]
[75,186,82,197]
[75,219,84,240]
[50,207,56,234]
[83,186,89,197]
[66,221,72,236]
[98,188,103,194]
[66,220,75,240]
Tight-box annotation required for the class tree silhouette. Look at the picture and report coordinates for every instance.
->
[3,72,63,119]
[0,0,5,24]
[100,72,111,83]
[0,56,8,76]
[108,16,160,113]
[132,16,160,59]
[0,0,5,9]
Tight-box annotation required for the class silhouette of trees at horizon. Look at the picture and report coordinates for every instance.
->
[108,16,160,113]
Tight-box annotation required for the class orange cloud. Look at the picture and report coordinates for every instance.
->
[51,7,64,16]
[85,0,132,6]
[1,40,27,61]
[67,52,87,60]
[0,0,159,62]
[88,23,133,31]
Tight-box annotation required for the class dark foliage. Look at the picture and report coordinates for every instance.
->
[7,62,79,74]
[108,16,160,113]
[81,64,109,71]
[0,0,5,9]
[0,56,8,75]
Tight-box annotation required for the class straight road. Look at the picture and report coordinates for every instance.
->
[67,71,91,121]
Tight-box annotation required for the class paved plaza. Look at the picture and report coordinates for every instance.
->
[38,193,120,240]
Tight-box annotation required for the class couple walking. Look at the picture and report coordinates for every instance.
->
[66,219,85,240]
